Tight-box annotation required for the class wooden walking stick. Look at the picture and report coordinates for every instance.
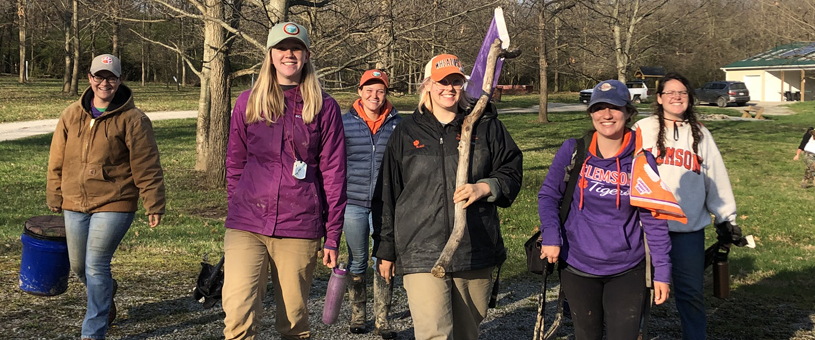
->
[430,38,515,278]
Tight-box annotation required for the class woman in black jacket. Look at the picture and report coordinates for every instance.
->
[794,127,815,188]
[372,54,522,340]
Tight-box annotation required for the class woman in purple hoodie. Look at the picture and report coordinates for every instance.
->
[537,80,671,340]
[222,22,346,340]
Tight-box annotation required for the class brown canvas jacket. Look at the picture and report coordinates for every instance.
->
[47,84,166,215]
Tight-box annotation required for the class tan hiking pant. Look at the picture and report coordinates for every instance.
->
[222,228,320,340]
[402,266,494,340]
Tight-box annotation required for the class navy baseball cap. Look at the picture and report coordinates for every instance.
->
[588,80,631,108]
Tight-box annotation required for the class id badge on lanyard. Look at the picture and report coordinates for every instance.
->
[288,109,307,180]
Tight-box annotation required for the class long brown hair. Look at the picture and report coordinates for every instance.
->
[652,72,704,164]
[246,47,323,125]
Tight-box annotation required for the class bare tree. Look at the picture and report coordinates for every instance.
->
[69,0,80,95]
[17,0,25,83]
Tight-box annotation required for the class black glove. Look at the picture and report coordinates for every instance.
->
[715,221,748,247]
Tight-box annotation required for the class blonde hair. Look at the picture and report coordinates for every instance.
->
[417,77,472,113]
[246,48,323,125]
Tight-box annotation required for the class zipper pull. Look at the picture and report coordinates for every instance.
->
[90,118,95,128]
[372,145,376,152]
[439,137,444,144]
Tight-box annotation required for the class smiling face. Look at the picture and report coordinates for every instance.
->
[428,74,465,112]
[589,103,631,141]
[87,70,121,105]
[357,82,387,116]
[657,79,690,120]
[271,39,310,85]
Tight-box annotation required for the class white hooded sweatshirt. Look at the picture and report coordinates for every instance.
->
[633,115,737,233]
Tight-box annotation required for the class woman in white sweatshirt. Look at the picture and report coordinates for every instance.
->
[632,72,738,340]
[794,127,815,188]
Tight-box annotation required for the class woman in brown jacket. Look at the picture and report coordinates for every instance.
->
[46,54,165,340]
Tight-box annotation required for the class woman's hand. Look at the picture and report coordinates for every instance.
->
[540,245,560,264]
[322,248,338,268]
[148,214,162,227]
[654,281,670,305]
[49,206,62,213]
[453,183,491,208]
[794,154,800,161]
[377,259,395,284]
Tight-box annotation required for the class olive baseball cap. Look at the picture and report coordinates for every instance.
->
[89,54,121,77]
[266,22,310,50]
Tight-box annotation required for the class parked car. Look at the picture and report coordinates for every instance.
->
[579,80,649,105]
[695,81,750,107]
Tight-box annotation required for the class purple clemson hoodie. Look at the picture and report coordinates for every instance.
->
[538,131,672,283]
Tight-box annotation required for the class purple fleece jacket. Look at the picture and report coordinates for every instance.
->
[225,88,347,250]
[538,131,672,283]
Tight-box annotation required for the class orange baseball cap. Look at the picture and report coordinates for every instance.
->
[424,54,465,81]
[359,69,389,88]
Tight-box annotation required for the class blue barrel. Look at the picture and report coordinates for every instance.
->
[19,215,70,296]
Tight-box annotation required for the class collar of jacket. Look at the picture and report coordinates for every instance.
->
[348,100,398,121]
[413,100,498,128]
[284,85,305,103]
[80,84,135,119]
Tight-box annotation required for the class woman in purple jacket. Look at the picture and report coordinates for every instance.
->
[222,22,346,340]
[537,80,671,340]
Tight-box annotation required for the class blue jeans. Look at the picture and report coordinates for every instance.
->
[64,210,134,340]
[344,204,374,275]
[669,230,707,340]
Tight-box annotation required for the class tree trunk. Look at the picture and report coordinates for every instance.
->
[112,19,120,59]
[17,0,26,83]
[69,0,79,95]
[553,15,560,93]
[375,0,391,70]
[538,6,550,123]
[203,0,230,188]
[195,18,214,171]
[62,11,71,93]
[613,0,627,83]
[267,0,289,22]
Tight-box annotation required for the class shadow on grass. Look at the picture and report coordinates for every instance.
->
[116,297,225,340]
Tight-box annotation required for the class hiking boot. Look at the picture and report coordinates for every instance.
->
[348,273,367,334]
[108,278,118,326]
[373,271,396,339]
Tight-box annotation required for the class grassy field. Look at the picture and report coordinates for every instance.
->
[0,76,580,123]
[1,76,814,338]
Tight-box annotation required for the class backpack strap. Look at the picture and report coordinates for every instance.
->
[535,135,589,340]
[559,136,588,225]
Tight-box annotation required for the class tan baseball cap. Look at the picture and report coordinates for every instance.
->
[266,22,310,50]
[89,54,121,77]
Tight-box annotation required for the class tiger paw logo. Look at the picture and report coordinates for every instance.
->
[101,56,113,64]
[413,140,425,149]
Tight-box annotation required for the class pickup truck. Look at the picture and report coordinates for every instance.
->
[580,80,649,105]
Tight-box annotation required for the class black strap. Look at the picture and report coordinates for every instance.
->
[559,136,587,225]
[535,135,588,340]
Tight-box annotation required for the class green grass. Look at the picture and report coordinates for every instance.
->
[1,76,576,122]
[2,76,815,338]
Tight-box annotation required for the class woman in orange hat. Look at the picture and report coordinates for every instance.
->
[373,54,522,339]
[342,69,401,338]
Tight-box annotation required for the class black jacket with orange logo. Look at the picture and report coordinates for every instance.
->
[372,103,522,275]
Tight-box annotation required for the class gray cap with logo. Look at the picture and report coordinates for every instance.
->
[266,22,310,50]
[89,54,122,78]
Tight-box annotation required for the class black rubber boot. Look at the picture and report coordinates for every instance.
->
[373,271,396,339]
[348,273,367,334]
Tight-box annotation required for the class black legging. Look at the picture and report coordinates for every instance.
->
[560,265,647,340]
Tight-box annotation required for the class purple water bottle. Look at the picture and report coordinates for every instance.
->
[322,262,349,324]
